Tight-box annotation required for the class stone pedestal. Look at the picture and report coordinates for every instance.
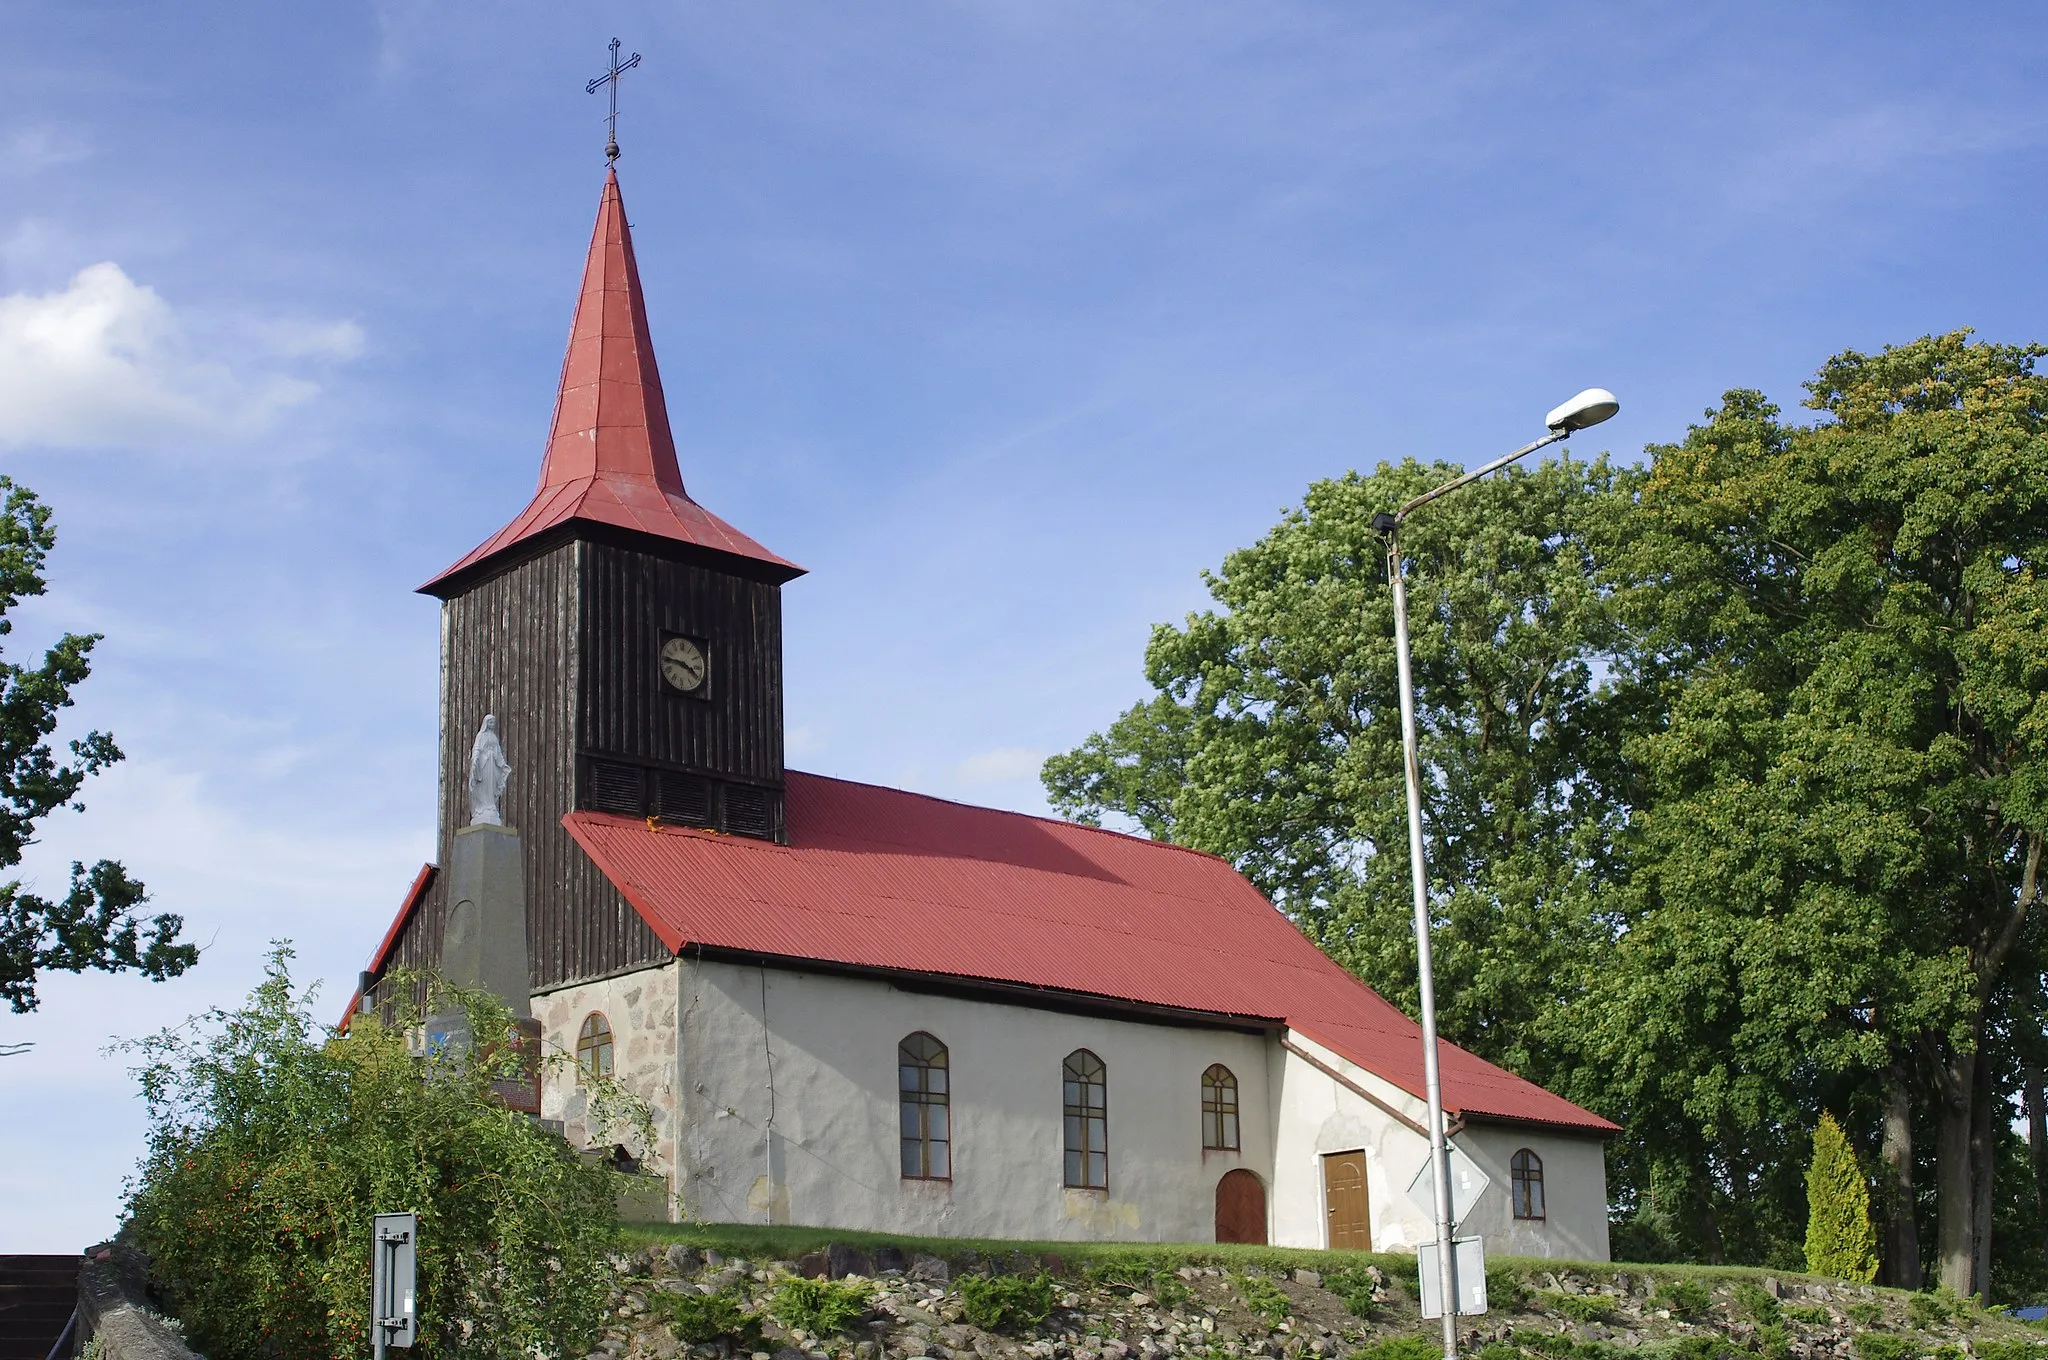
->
[441,822,531,1018]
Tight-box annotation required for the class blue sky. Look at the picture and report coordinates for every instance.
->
[2,2,2043,1249]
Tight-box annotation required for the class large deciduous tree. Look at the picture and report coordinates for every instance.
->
[1043,453,1637,1082]
[0,477,196,1015]
[1590,333,2046,1296]
[1045,331,2047,1297]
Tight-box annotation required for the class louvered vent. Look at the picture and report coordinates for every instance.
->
[586,759,646,816]
[721,783,773,840]
[657,771,712,826]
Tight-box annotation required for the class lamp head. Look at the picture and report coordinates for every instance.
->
[1545,387,1620,434]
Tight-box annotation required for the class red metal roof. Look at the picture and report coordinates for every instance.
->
[338,862,436,1029]
[564,771,1617,1134]
[422,170,801,595]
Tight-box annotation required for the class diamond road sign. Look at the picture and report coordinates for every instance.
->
[1404,1140,1491,1227]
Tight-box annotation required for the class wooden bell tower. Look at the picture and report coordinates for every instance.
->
[420,170,804,989]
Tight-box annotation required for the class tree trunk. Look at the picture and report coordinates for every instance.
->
[1880,1064,1921,1288]
[1935,1046,1977,1296]
[1969,1049,1995,1301]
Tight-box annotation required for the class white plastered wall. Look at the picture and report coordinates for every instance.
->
[1268,1031,1610,1260]
[673,957,1278,1242]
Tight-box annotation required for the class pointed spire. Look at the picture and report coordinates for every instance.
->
[537,169,685,497]
[423,171,801,596]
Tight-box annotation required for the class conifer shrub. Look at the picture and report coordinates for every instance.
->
[958,1273,1057,1333]
[1657,1277,1714,1320]
[1352,1338,1439,1360]
[770,1276,873,1335]
[1845,1302,1885,1327]
[1733,1281,1783,1325]
[122,945,653,1360]
[1805,1112,1880,1282]
[1324,1266,1381,1319]
[1850,1333,1915,1360]
[1234,1273,1292,1325]
[656,1287,764,1347]
[1484,1265,1528,1309]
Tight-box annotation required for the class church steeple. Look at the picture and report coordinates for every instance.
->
[422,170,801,597]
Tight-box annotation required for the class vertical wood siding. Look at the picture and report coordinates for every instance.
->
[437,542,668,991]
[429,535,789,993]
[577,542,786,782]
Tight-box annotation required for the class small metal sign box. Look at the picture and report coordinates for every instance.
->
[1417,1235,1489,1318]
[371,1212,419,1353]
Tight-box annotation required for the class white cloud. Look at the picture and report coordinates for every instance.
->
[952,746,1047,786]
[0,262,357,452]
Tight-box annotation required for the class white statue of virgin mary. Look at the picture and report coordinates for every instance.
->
[467,714,513,826]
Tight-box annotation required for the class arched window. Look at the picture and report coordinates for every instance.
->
[576,1012,613,1084]
[1063,1049,1108,1189]
[899,1032,951,1179]
[1201,1064,1240,1151]
[1511,1148,1545,1220]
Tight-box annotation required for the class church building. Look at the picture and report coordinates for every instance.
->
[351,168,1618,1256]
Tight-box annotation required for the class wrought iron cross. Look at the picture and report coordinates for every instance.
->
[586,38,642,165]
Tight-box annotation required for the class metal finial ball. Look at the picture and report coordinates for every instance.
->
[606,138,620,162]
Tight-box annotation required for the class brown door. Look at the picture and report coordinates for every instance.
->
[1215,1169,1267,1244]
[1323,1150,1371,1250]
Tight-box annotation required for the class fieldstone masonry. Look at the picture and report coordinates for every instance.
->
[536,961,684,1208]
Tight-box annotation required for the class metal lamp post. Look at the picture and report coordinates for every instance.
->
[1368,388,1618,1360]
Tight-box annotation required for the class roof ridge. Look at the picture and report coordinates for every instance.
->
[785,768,1243,868]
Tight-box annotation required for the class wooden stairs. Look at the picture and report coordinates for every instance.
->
[0,1256,78,1360]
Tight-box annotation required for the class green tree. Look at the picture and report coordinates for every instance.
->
[1044,453,1636,1081]
[0,476,195,1014]
[1582,334,2047,1294]
[123,944,649,1359]
[1806,1111,1880,1281]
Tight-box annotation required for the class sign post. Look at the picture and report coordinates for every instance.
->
[371,1212,419,1358]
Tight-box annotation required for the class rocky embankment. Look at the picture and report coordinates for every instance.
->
[589,1243,2048,1360]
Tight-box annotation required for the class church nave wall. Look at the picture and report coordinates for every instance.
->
[673,957,1277,1243]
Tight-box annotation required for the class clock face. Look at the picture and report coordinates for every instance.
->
[660,636,708,694]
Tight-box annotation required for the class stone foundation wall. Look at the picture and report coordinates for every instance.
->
[535,961,683,1213]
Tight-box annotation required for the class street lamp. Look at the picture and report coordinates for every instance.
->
[1367,388,1618,1360]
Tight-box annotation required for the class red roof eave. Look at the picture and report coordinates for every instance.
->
[337,862,436,1031]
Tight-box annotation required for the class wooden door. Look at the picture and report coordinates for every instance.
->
[1323,1150,1371,1250]
[1215,1169,1268,1244]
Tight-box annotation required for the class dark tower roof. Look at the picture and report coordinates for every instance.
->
[422,169,802,597]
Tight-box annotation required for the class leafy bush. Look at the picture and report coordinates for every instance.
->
[1235,1273,1292,1325]
[1732,1282,1782,1325]
[1845,1302,1885,1327]
[656,1287,763,1347]
[1849,1333,1915,1360]
[1806,1113,1879,1283]
[959,1274,1057,1333]
[1658,1278,1714,1320]
[122,946,652,1360]
[1353,1338,1441,1360]
[771,1276,873,1335]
